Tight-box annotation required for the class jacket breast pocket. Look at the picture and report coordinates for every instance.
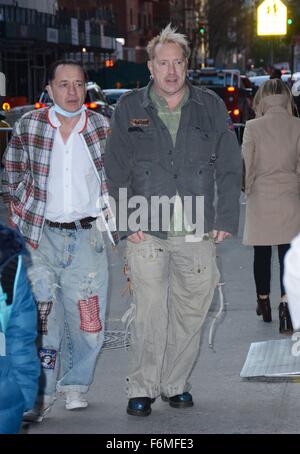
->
[129,127,159,162]
[188,127,215,163]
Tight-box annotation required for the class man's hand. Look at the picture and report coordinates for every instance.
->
[127,231,145,243]
[212,230,232,244]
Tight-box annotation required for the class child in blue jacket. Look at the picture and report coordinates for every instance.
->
[0,224,40,434]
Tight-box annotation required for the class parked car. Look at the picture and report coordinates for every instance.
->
[246,67,268,77]
[250,74,291,95]
[0,104,35,127]
[36,81,114,119]
[0,73,12,163]
[291,72,300,84]
[292,79,300,96]
[103,88,132,105]
[188,68,254,123]
[240,74,255,120]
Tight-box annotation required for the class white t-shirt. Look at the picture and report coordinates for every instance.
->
[45,107,100,222]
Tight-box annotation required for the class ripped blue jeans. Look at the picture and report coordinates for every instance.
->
[26,222,108,401]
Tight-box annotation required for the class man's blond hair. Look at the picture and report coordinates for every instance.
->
[147,23,191,60]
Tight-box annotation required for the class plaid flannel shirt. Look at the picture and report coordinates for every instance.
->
[2,107,118,248]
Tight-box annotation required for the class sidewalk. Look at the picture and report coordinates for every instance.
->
[2,197,300,434]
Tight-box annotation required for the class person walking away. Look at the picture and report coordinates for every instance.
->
[242,78,300,333]
[2,60,117,422]
[104,24,242,416]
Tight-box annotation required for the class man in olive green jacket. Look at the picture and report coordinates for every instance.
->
[105,24,242,417]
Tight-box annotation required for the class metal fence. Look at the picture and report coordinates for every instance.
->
[234,123,245,146]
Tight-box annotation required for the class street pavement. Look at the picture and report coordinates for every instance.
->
[1,195,300,435]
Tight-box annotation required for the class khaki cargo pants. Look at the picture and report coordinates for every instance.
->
[125,233,220,398]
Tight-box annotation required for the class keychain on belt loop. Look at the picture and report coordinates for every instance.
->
[208,280,225,352]
[121,263,133,296]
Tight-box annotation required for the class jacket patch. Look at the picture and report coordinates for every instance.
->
[130,119,150,127]
[39,348,57,369]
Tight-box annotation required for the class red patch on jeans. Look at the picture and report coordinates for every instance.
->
[78,295,102,333]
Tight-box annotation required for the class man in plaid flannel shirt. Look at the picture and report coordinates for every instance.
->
[2,60,117,422]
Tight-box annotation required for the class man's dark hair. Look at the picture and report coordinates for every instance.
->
[47,60,88,83]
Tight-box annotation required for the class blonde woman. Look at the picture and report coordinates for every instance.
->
[242,78,300,333]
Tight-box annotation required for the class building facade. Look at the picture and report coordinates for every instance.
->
[0,0,213,100]
[0,0,117,101]
[100,0,157,64]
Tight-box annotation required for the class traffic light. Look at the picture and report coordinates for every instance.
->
[105,59,114,68]
[287,17,293,25]
[199,25,206,35]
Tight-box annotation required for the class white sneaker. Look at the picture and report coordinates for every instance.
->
[23,404,52,423]
[65,391,88,410]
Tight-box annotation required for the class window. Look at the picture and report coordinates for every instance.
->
[198,74,226,86]
[20,8,26,24]
[130,8,133,25]
[28,9,36,25]
[4,5,15,23]
[15,7,21,23]
[86,86,107,104]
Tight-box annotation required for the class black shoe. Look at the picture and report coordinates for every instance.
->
[257,297,272,322]
[127,397,155,416]
[161,392,194,408]
[279,302,293,334]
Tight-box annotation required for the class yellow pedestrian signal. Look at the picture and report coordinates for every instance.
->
[257,0,287,36]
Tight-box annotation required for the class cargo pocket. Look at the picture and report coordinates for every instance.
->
[193,239,218,278]
[127,239,164,280]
